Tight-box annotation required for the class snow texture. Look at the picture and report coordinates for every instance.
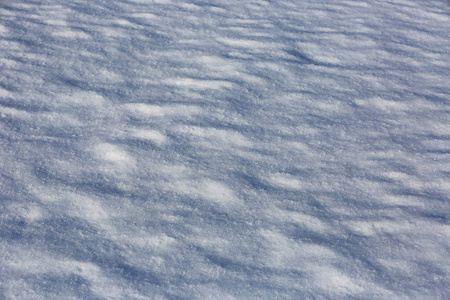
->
[1,0,449,299]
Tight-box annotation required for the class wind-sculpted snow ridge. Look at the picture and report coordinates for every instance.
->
[1,0,449,299]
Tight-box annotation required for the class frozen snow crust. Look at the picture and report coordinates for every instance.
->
[1,0,449,299]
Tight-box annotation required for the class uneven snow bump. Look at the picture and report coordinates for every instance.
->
[128,128,167,145]
[122,103,202,118]
[165,78,233,90]
[94,143,136,167]
[175,179,242,207]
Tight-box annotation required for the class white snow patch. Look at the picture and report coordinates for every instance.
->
[259,229,338,270]
[354,97,409,111]
[0,24,7,33]
[313,267,364,294]
[268,207,330,233]
[160,164,191,178]
[122,103,202,118]
[6,251,125,299]
[126,234,176,249]
[94,143,136,167]
[0,106,30,120]
[384,171,424,190]
[176,179,241,207]
[8,204,44,222]
[165,78,233,90]
[129,128,167,145]
[69,194,109,222]
[52,30,90,39]
[197,55,240,73]
[0,58,17,68]
[179,126,253,148]
[58,91,106,108]
[114,19,136,27]
[267,173,304,191]
[130,13,158,19]
[45,19,67,26]
[381,195,424,207]
[217,38,277,49]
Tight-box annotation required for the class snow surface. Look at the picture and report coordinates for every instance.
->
[1,0,449,299]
